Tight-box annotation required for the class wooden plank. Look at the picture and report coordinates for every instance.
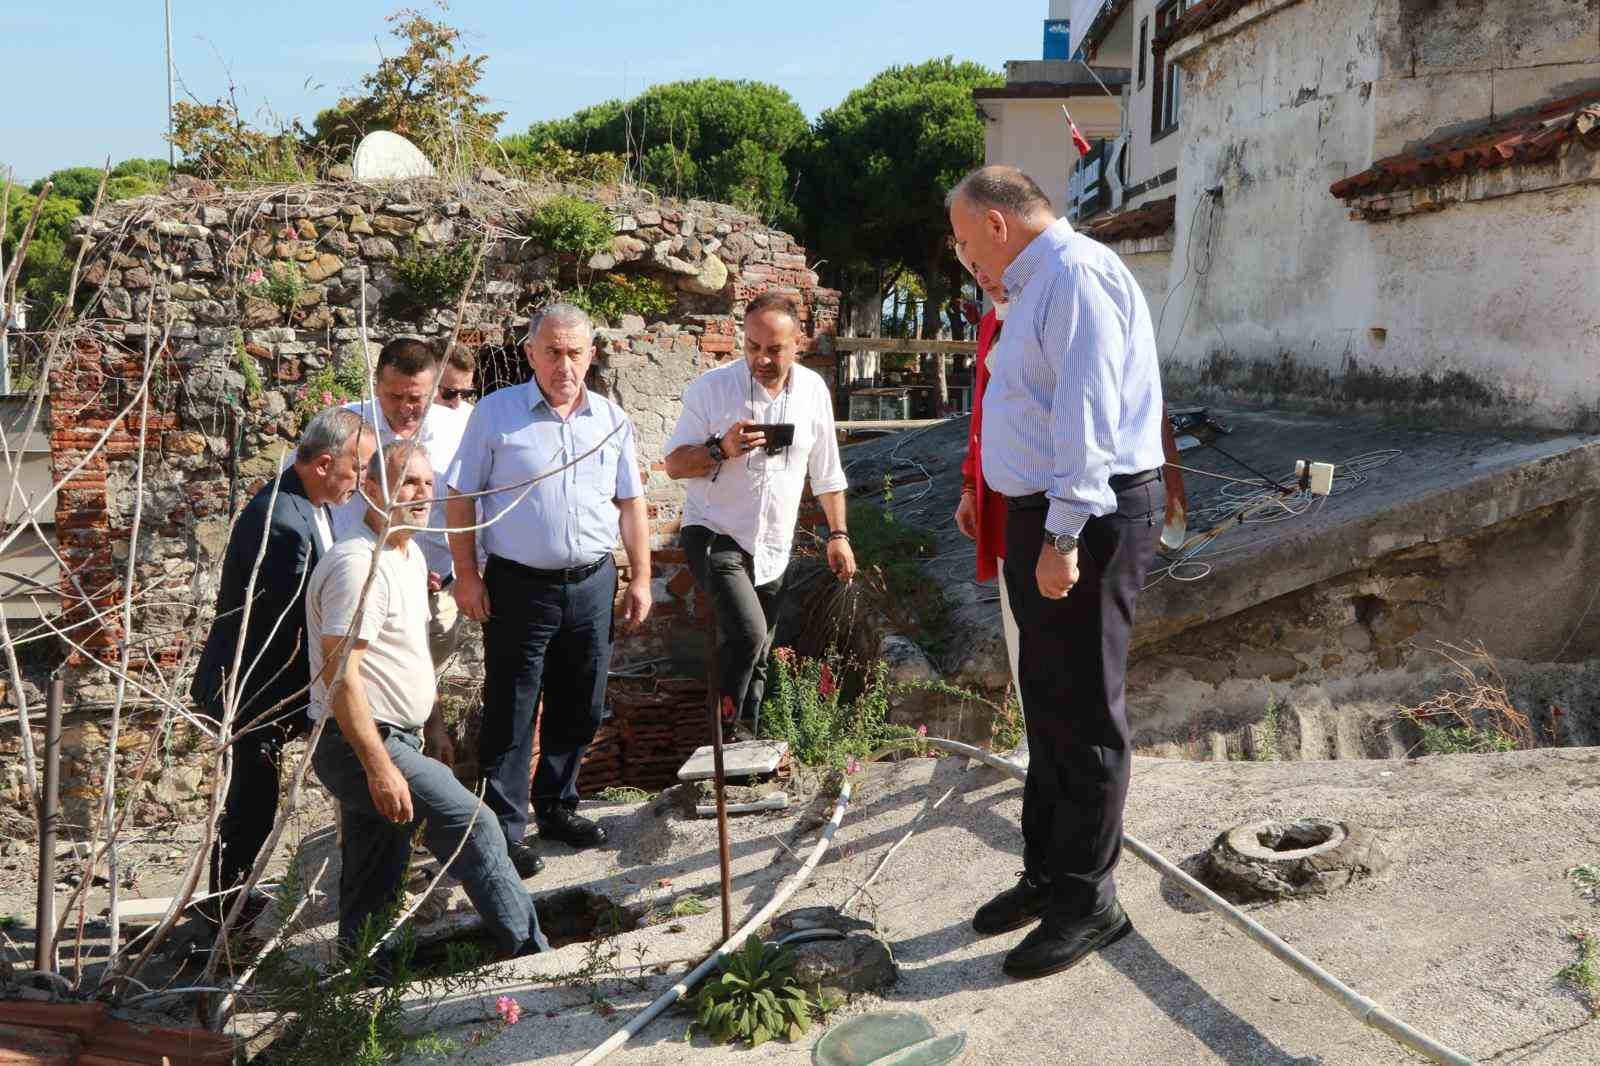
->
[0,1023,80,1066]
[829,337,978,355]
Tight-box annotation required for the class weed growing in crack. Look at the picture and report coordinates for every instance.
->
[671,894,711,919]
[1557,931,1600,1017]
[1570,864,1600,905]
[1396,642,1532,755]
[1558,867,1600,1017]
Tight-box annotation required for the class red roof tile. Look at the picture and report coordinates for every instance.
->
[1330,90,1600,201]
[1084,196,1178,243]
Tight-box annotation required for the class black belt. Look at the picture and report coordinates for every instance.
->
[1004,469,1161,511]
[488,553,608,584]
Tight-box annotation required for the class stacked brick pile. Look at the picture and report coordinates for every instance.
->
[524,676,709,795]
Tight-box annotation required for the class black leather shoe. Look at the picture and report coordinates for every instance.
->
[972,871,1052,935]
[537,808,607,849]
[507,840,545,878]
[1002,900,1133,981]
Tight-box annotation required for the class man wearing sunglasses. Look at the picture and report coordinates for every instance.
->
[436,345,480,412]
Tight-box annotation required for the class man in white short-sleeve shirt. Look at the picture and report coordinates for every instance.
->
[663,291,856,734]
[328,338,470,764]
[308,441,546,959]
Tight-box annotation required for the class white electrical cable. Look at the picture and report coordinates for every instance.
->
[1146,449,1401,590]
[916,737,1473,1066]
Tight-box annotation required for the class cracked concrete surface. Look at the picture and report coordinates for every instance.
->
[357,746,1600,1065]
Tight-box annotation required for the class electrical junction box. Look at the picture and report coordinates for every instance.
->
[1309,462,1335,496]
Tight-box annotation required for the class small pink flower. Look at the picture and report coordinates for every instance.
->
[917,724,928,737]
[244,268,265,285]
[845,757,861,775]
[496,995,522,1026]
[321,390,334,405]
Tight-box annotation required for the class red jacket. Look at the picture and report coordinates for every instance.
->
[961,311,1009,582]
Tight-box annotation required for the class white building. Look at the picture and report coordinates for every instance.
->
[1033,0,1600,429]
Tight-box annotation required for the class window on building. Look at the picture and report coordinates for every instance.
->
[1138,18,1149,89]
[1152,0,1186,138]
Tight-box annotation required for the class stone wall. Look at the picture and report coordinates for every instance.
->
[52,174,839,700]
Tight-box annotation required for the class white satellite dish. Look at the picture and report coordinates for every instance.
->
[352,130,437,181]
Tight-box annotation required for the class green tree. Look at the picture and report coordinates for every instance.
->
[4,191,82,316]
[309,4,505,162]
[793,58,1000,338]
[516,79,807,222]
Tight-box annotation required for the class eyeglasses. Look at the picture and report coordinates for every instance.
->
[439,387,479,402]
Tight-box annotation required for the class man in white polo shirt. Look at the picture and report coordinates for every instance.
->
[664,291,856,735]
[308,441,547,959]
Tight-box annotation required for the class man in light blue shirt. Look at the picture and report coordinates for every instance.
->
[445,304,651,877]
[948,165,1165,982]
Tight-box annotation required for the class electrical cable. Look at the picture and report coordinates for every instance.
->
[1145,449,1402,590]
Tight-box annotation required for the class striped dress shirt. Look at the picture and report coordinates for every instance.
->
[979,217,1166,538]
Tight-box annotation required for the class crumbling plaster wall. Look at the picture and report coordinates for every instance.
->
[1162,0,1600,428]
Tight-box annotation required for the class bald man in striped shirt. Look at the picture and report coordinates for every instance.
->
[947,165,1165,982]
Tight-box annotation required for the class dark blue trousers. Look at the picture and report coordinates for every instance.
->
[478,554,615,844]
[1002,482,1159,918]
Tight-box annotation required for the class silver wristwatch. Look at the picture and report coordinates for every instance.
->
[1048,530,1079,554]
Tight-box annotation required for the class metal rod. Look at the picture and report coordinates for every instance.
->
[571,784,852,1066]
[164,0,176,168]
[917,736,1473,1066]
[34,676,62,973]
[705,622,733,941]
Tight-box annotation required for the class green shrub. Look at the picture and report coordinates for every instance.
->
[525,194,613,257]
[760,651,912,769]
[390,237,477,314]
[293,357,370,420]
[569,273,674,324]
[244,263,304,316]
[498,136,625,185]
[233,328,263,402]
[693,940,815,1047]
[847,497,948,654]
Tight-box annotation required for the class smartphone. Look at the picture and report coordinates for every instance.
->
[747,423,795,453]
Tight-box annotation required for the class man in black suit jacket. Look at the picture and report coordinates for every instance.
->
[191,407,375,930]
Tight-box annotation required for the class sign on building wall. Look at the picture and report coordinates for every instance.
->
[1043,18,1074,59]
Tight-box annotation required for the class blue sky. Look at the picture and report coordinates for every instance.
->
[3,0,1050,181]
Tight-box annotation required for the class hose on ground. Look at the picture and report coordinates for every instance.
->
[571,783,853,1065]
[918,736,1474,1066]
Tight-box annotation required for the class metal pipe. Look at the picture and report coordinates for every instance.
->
[572,784,852,1066]
[164,0,176,168]
[918,736,1474,1066]
[34,676,62,973]
[706,664,733,942]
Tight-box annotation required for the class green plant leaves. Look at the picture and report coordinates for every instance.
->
[691,940,818,1047]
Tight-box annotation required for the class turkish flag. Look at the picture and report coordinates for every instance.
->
[1062,105,1092,157]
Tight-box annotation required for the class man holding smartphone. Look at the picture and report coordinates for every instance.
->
[664,291,855,735]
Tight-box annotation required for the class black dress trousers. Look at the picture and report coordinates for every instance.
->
[1001,480,1159,917]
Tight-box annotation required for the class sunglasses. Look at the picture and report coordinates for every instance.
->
[439,387,479,402]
